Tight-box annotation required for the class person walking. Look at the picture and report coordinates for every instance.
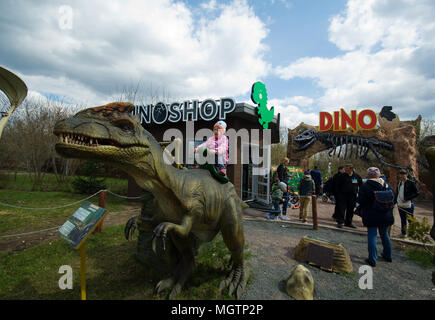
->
[277,157,291,221]
[331,166,344,221]
[310,166,322,197]
[394,169,419,237]
[335,164,362,228]
[298,170,315,223]
[357,167,394,267]
[267,180,288,221]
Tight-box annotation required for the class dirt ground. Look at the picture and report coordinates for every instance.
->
[0,207,140,253]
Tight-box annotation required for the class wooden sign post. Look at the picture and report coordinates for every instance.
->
[80,243,86,300]
[58,201,109,300]
[312,195,318,230]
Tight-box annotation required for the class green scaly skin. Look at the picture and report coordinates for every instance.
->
[53,102,249,299]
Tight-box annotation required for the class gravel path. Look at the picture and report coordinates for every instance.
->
[240,219,435,300]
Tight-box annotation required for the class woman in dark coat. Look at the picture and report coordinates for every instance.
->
[356,167,394,267]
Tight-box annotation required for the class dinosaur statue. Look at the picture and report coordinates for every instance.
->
[53,102,249,299]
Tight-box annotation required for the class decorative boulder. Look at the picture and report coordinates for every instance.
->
[285,264,314,300]
[294,235,353,273]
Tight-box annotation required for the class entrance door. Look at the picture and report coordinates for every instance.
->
[241,142,271,204]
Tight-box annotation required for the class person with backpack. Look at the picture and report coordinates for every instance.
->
[356,167,394,267]
[394,169,419,237]
[267,180,288,221]
[298,170,315,223]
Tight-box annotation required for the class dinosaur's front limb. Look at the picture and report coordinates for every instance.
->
[152,216,193,252]
[152,216,196,299]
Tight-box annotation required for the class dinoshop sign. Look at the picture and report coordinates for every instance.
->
[132,98,236,125]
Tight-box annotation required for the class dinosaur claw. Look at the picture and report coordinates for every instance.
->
[220,264,248,299]
[151,234,157,253]
[168,283,182,300]
[154,277,175,295]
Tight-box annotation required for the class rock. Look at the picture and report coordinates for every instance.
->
[285,264,314,300]
[294,236,353,273]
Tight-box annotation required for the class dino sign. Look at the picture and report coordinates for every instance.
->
[251,81,274,129]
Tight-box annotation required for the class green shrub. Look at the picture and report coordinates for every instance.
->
[72,161,106,194]
[407,216,432,244]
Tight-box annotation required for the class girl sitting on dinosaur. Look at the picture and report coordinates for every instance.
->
[194,120,229,176]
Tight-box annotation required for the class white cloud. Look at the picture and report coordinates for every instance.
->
[269,98,318,129]
[0,0,269,106]
[275,0,435,119]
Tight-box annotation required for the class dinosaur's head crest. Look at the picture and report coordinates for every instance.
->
[53,102,159,168]
[294,129,317,151]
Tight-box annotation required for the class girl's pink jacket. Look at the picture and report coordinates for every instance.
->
[195,135,229,164]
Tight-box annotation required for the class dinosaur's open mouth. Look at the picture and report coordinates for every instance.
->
[55,133,144,149]
[295,136,316,151]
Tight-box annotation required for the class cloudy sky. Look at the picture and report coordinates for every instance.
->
[1,0,434,128]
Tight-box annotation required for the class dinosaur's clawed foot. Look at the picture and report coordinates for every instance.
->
[151,222,176,252]
[219,263,249,299]
[154,277,184,299]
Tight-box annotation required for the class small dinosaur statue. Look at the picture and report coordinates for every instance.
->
[53,102,249,299]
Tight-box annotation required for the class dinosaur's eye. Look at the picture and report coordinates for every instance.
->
[112,117,135,131]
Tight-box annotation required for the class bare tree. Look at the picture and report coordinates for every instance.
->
[0,97,81,189]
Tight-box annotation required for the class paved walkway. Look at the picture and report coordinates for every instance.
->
[243,198,434,245]
[240,219,435,300]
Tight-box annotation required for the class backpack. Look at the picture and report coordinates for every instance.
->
[372,184,394,212]
[271,185,284,202]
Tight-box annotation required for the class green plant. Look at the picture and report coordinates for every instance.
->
[72,161,106,194]
[407,216,432,244]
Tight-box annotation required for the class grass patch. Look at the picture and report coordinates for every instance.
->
[405,247,435,268]
[0,172,128,194]
[0,225,250,300]
[0,190,133,236]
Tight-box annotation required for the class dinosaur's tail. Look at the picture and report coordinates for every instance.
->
[239,198,249,209]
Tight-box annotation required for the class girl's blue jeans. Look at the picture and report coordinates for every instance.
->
[367,226,392,263]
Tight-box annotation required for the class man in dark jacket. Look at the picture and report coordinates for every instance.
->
[277,157,291,220]
[394,169,419,237]
[335,164,362,228]
[357,167,394,267]
[331,166,344,221]
[310,166,322,197]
